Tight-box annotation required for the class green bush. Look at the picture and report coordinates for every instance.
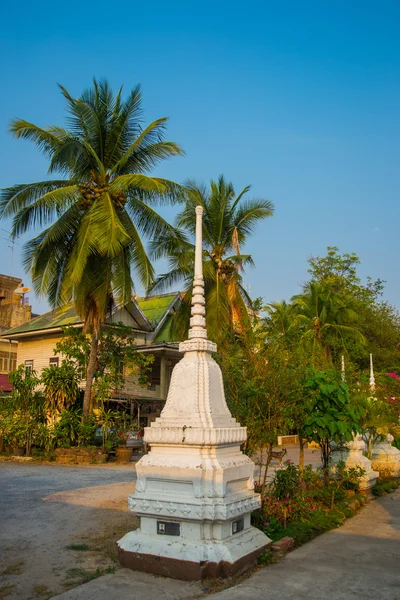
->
[372,479,400,496]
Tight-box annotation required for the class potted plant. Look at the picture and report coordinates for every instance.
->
[115,431,133,463]
[94,447,108,463]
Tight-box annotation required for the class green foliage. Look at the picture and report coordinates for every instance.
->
[53,408,82,448]
[41,360,80,424]
[302,369,362,476]
[150,175,274,341]
[253,460,367,547]
[0,366,46,455]
[307,246,384,303]
[1,79,184,416]
[331,460,366,491]
[307,247,400,372]
[372,479,400,496]
[54,322,153,408]
[392,437,400,451]
[219,328,304,492]
[291,281,365,364]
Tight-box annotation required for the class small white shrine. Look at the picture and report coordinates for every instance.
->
[331,354,379,490]
[372,434,400,477]
[118,206,269,580]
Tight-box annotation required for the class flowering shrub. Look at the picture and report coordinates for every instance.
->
[253,460,366,541]
[253,463,320,537]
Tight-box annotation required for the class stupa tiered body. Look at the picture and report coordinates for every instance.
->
[330,434,379,491]
[117,206,269,580]
[372,434,400,477]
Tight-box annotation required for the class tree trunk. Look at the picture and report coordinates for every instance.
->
[367,435,373,461]
[83,331,99,418]
[321,440,330,486]
[299,436,305,472]
[261,443,273,496]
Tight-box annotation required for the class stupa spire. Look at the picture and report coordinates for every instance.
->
[188,205,207,340]
[369,353,376,392]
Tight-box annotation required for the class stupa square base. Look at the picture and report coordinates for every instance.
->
[117,527,270,581]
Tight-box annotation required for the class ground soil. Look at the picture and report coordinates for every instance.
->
[0,463,138,599]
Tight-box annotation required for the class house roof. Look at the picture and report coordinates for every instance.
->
[1,304,80,336]
[135,294,179,330]
[154,314,179,343]
[0,293,181,341]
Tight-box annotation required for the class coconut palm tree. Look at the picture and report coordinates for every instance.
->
[291,281,365,364]
[149,175,274,340]
[264,300,295,341]
[0,79,184,416]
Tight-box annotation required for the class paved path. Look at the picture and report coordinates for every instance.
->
[52,489,400,600]
[214,488,400,600]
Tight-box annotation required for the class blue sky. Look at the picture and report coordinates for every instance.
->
[0,0,399,313]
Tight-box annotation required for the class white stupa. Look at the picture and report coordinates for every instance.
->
[331,354,378,490]
[117,205,269,580]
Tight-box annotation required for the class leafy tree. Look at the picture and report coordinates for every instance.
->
[54,323,153,411]
[219,328,301,494]
[149,175,274,341]
[307,247,400,371]
[41,361,81,425]
[302,369,362,484]
[307,246,384,303]
[1,79,184,416]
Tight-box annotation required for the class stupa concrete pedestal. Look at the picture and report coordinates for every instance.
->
[372,434,400,478]
[331,434,379,491]
[117,206,270,580]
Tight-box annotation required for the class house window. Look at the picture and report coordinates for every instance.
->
[49,357,59,367]
[25,360,33,373]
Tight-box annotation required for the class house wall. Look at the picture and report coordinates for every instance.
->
[15,333,175,401]
[0,340,17,373]
[16,334,65,373]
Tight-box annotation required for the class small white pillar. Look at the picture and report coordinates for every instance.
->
[117,206,269,580]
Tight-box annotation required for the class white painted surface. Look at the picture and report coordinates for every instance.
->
[118,205,270,569]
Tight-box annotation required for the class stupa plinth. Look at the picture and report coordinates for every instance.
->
[117,205,269,580]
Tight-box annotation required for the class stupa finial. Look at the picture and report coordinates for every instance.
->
[188,205,208,340]
[369,353,376,392]
[341,355,346,382]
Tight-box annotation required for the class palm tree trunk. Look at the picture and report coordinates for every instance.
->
[83,331,99,418]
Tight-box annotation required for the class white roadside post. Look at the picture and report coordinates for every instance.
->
[117,205,270,580]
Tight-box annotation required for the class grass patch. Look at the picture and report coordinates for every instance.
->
[257,549,277,566]
[62,566,116,587]
[32,584,52,598]
[2,561,24,575]
[0,585,15,599]
[77,521,136,563]
[65,544,90,552]
[372,478,400,497]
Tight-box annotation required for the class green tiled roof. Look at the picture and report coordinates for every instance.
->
[154,314,180,343]
[3,304,80,336]
[136,294,178,328]
[1,293,180,338]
